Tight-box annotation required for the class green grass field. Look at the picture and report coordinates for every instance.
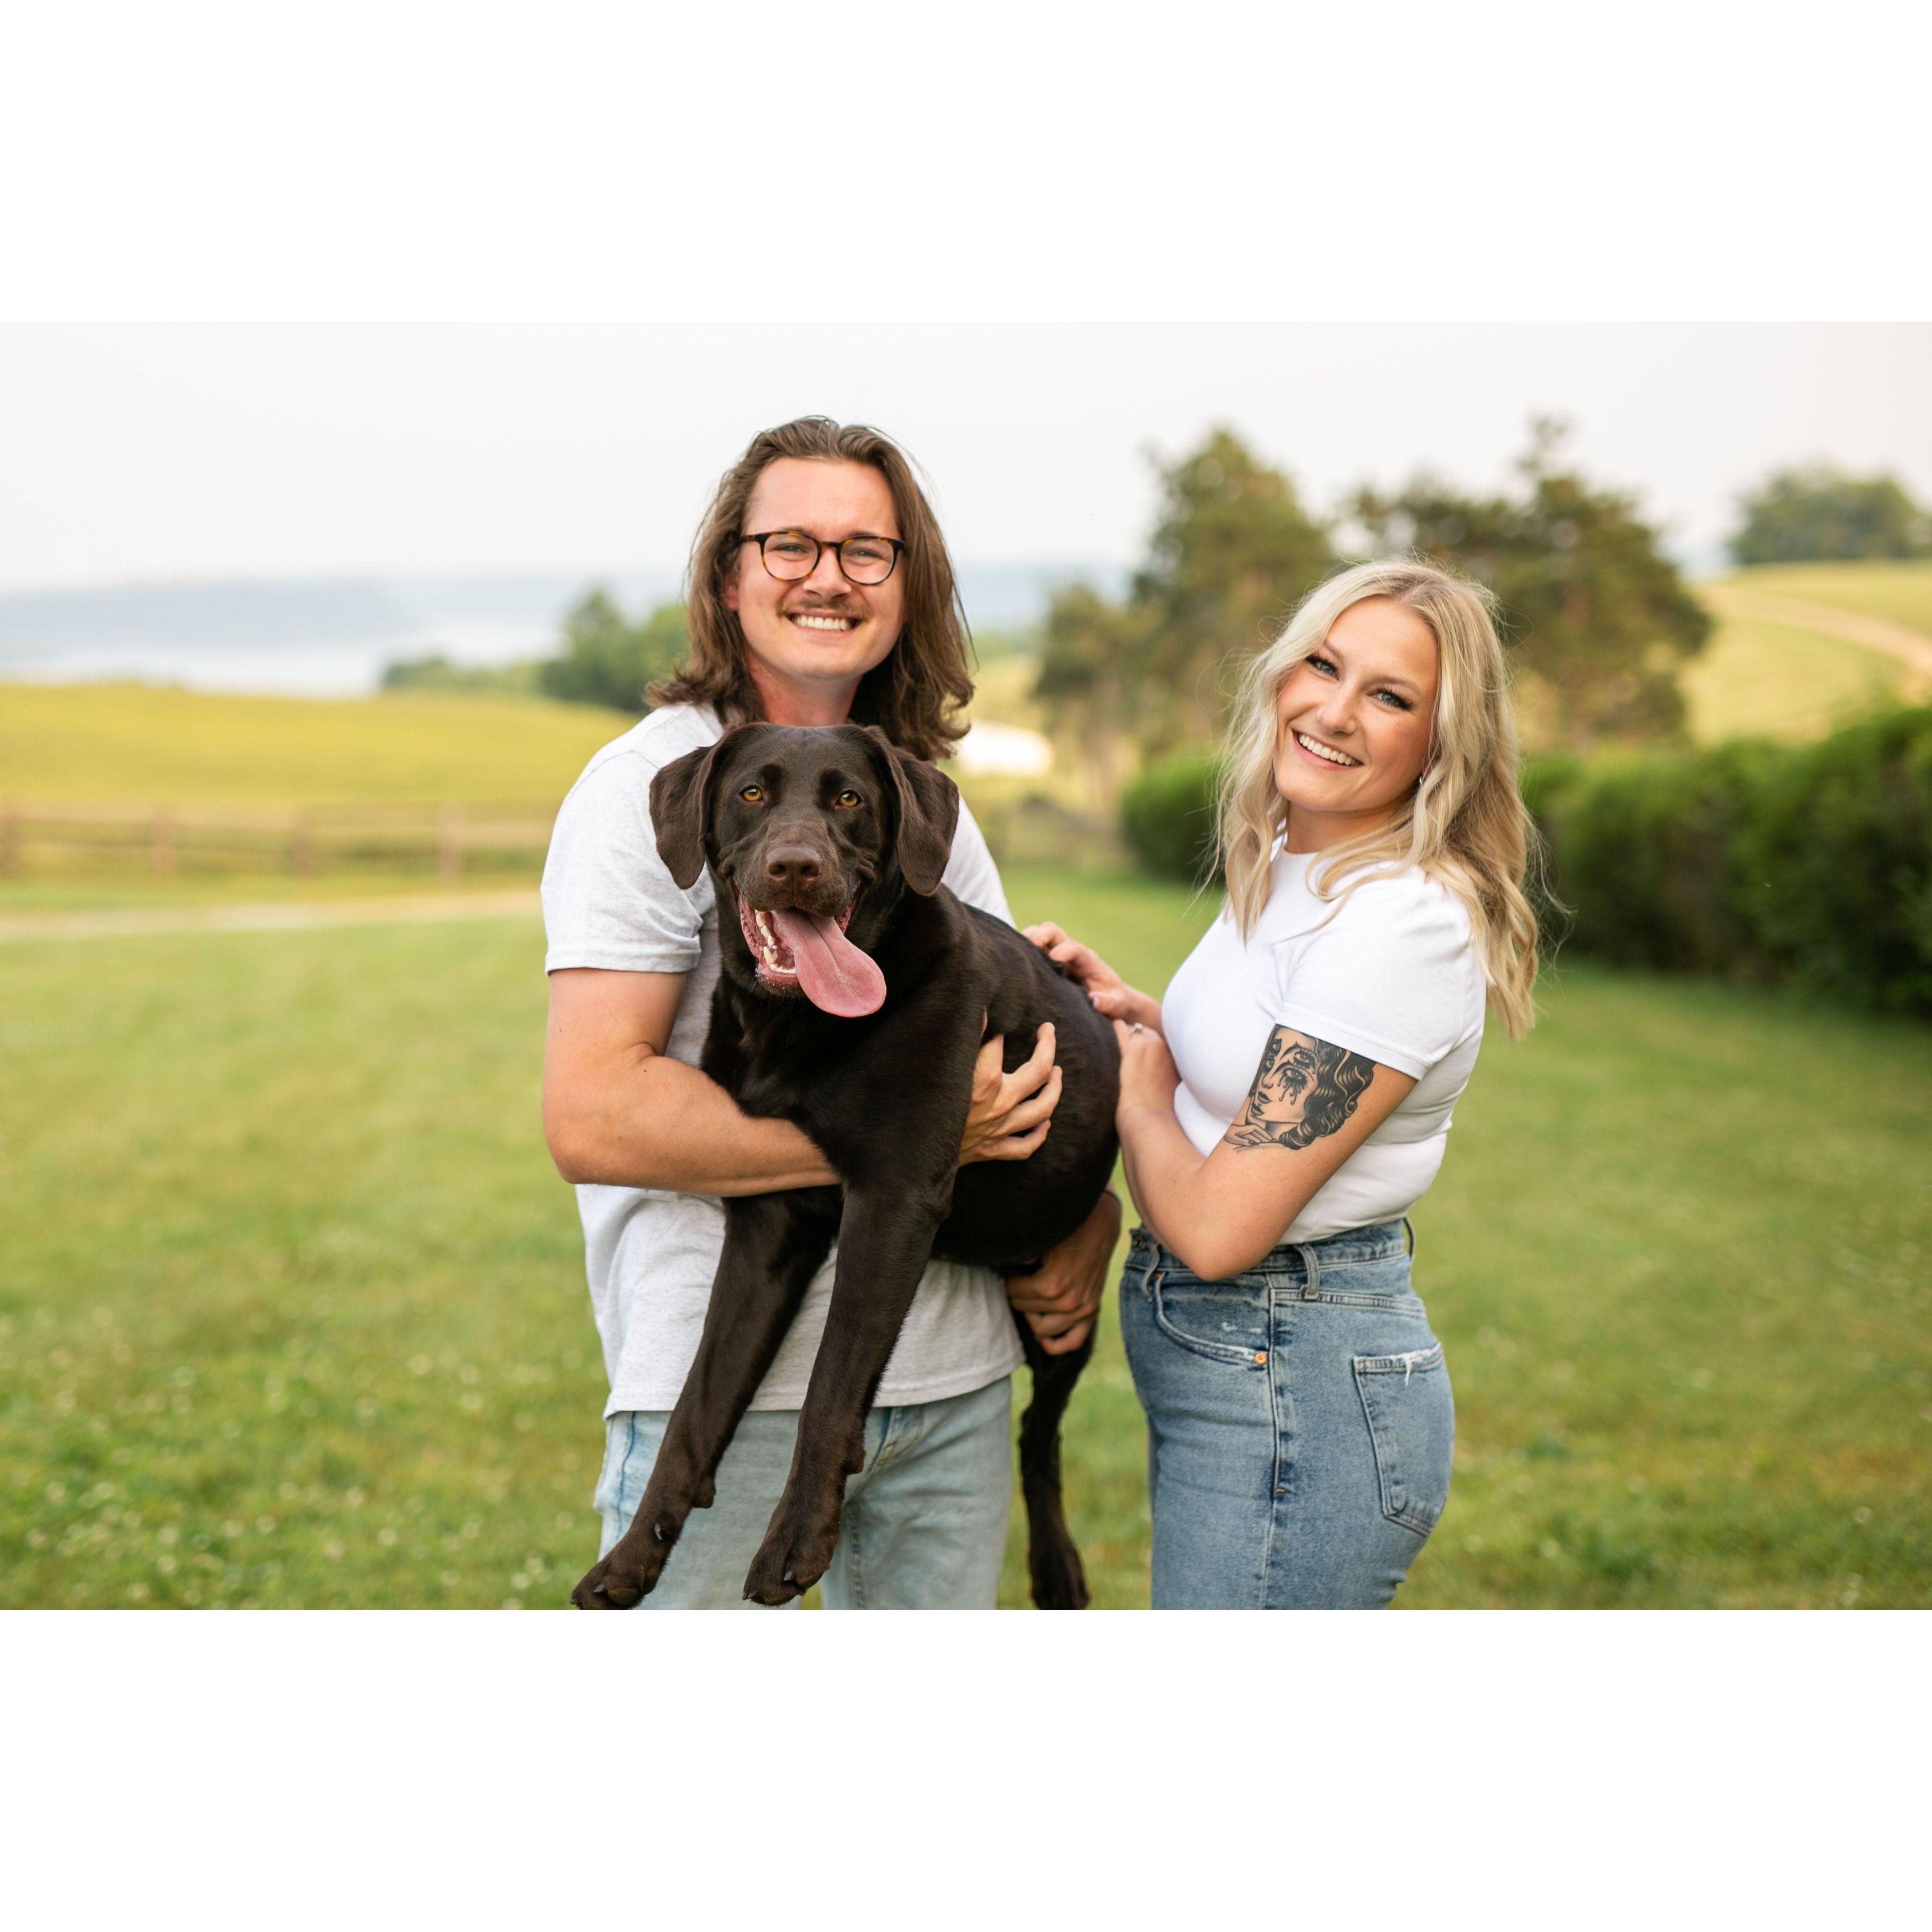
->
[3,866,1927,1609]
[1681,611,1905,744]
[1716,560,1932,637]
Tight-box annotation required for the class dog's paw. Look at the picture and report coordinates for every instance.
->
[742,1501,841,1606]
[571,1533,671,1610]
[1028,1534,1090,1612]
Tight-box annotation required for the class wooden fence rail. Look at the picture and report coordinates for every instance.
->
[0,799,560,881]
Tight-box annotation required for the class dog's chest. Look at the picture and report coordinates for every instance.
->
[705,987,846,1125]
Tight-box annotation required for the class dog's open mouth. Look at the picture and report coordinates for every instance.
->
[734,889,886,1018]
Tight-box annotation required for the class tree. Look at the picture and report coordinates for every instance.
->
[1352,418,1711,749]
[1032,580,1145,814]
[1730,466,1932,564]
[1130,427,1335,748]
[1031,427,1333,766]
[537,592,689,713]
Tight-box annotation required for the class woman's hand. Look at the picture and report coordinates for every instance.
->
[958,1023,1062,1164]
[1023,923,1163,1032]
[1113,1016,1181,1123]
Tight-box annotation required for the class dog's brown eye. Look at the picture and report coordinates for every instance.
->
[834,790,862,809]
[739,786,763,803]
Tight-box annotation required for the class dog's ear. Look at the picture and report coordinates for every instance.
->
[650,727,757,889]
[862,726,959,896]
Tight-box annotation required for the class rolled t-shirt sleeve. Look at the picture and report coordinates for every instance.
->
[1269,880,1480,1081]
[542,751,706,975]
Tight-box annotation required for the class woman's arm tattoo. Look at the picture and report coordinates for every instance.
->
[1225,1026,1378,1152]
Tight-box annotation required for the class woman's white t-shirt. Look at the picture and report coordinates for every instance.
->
[1161,849,1487,1244]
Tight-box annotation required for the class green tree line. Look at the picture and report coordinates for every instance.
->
[1731,466,1932,565]
[383,592,688,713]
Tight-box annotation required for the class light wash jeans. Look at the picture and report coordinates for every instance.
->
[1121,1220,1453,1609]
[592,1376,1013,1609]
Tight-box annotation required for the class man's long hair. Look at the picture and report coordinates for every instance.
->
[652,417,973,763]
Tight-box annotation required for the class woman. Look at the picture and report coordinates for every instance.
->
[1026,559,1539,1608]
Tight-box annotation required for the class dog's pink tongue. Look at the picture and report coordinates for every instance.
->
[770,909,886,1017]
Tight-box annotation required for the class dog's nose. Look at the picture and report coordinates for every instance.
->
[765,844,824,893]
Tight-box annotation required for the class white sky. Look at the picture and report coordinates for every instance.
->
[2,5,1927,588]
[1,322,1926,587]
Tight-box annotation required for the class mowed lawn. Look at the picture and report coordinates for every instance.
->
[2,867,1928,1609]
[1717,560,1932,637]
[1680,612,1904,745]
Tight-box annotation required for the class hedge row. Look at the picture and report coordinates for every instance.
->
[1528,706,1932,1013]
[1118,750,1223,886]
[1118,707,1932,1016]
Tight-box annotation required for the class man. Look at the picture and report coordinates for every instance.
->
[541,416,1120,1608]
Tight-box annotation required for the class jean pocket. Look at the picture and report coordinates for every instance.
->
[1150,1276,1270,1367]
[1352,1340,1454,1535]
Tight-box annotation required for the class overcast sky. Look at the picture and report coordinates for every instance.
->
[2,321,1926,590]
[4,10,1927,592]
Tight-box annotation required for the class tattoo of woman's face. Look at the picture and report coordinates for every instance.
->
[1225,1026,1377,1152]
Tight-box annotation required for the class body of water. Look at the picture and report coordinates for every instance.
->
[0,563,1126,698]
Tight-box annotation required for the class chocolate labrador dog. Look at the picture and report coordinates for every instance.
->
[571,722,1119,1610]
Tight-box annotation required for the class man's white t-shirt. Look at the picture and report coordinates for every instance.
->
[1162,848,1488,1244]
[540,703,1025,1417]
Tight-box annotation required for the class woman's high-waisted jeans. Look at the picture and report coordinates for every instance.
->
[1121,1218,1453,1608]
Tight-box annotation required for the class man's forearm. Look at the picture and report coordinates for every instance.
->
[1005,1187,1122,1355]
[1061,1185,1123,1279]
[547,1050,838,1194]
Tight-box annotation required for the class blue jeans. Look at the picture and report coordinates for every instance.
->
[1121,1220,1453,1609]
[592,1377,1013,1609]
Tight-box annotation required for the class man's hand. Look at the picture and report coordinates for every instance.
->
[959,1022,1062,1164]
[1005,1189,1123,1356]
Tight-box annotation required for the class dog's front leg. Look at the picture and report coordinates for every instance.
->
[573,1190,833,1609]
[741,1182,950,1606]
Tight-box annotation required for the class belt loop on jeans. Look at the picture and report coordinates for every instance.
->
[1294,1242,1321,1300]
[1401,1216,1416,1257]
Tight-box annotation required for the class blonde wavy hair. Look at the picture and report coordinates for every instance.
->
[1216,558,1540,1039]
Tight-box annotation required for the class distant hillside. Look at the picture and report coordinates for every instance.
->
[1684,560,1932,745]
[1704,562,1932,641]
[0,682,633,805]
[0,571,683,656]
[0,578,414,648]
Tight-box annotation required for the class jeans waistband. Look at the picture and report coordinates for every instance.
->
[1127,1216,1414,1277]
